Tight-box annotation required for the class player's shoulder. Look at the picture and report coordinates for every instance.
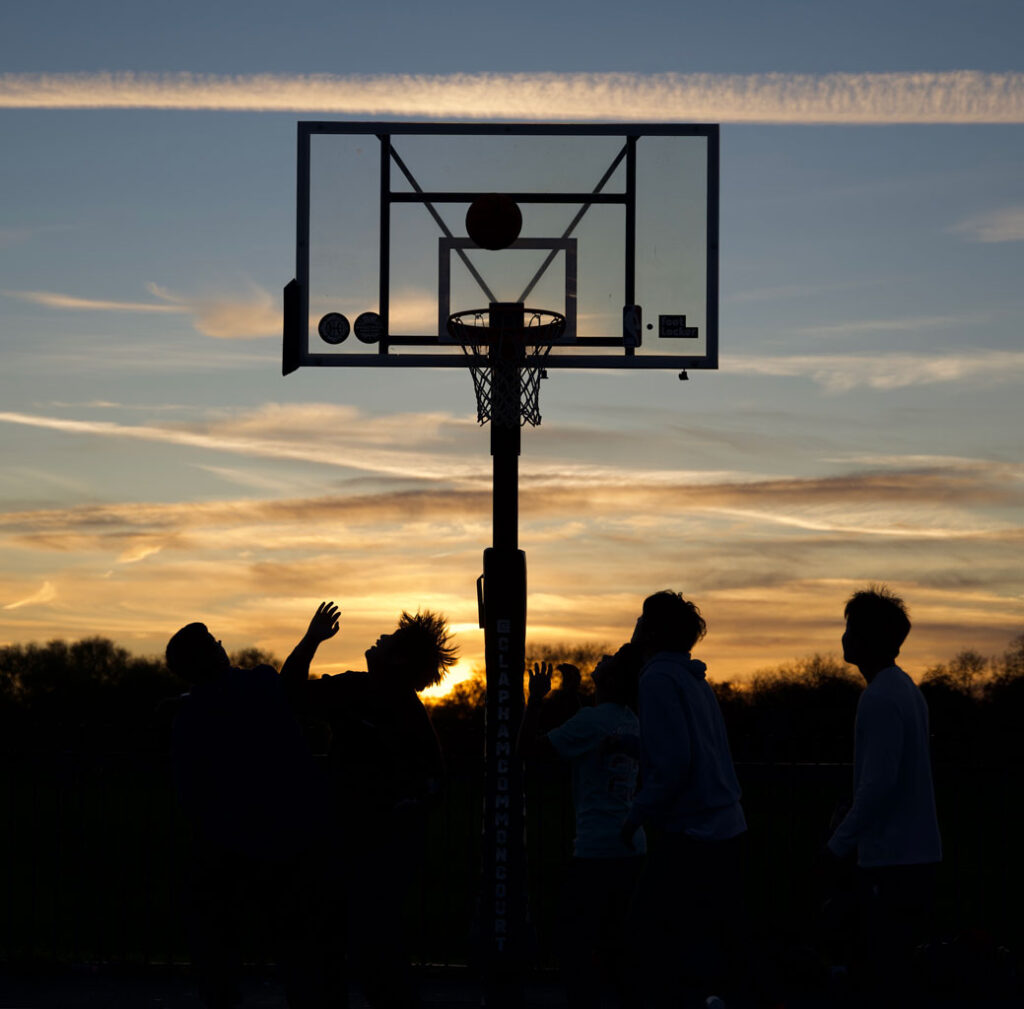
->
[640,656,684,686]
[862,669,915,711]
[309,669,368,698]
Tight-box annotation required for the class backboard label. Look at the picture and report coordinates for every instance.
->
[659,315,700,339]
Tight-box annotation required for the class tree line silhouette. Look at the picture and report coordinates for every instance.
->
[2,632,1021,765]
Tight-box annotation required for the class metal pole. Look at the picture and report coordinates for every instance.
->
[480,303,528,1008]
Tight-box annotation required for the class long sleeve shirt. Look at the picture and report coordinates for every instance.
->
[624,651,746,840]
[828,665,942,867]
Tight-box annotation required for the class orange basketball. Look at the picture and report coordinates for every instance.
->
[466,193,523,251]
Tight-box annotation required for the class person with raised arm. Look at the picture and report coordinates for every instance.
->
[283,603,456,1009]
[166,604,338,1009]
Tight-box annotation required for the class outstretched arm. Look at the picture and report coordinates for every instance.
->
[516,662,557,762]
[280,601,340,694]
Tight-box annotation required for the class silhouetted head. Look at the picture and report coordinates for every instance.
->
[842,586,910,672]
[166,622,230,684]
[592,641,642,708]
[556,663,582,693]
[634,590,707,657]
[365,610,458,693]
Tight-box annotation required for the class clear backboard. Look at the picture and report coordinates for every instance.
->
[283,123,718,374]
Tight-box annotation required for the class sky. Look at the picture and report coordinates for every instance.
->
[1,1,1022,695]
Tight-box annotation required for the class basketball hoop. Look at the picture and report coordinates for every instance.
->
[448,307,565,427]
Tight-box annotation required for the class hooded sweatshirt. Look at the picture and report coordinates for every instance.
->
[624,651,746,840]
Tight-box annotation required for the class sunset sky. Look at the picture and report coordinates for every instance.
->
[1,1,1022,695]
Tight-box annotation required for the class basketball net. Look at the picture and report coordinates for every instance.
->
[448,306,565,427]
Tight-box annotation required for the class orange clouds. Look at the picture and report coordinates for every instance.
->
[1,444,1021,686]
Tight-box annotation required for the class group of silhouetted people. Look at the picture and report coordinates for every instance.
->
[166,585,941,1009]
[518,587,941,1009]
[166,605,455,1008]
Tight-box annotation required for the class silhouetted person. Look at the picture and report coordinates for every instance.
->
[824,587,941,1006]
[538,662,584,733]
[518,645,645,1009]
[621,591,755,1009]
[282,607,456,1009]
[167,607,337,1009]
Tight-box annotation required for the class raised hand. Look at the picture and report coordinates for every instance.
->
[306,601,340,644]
[527,661,553,704]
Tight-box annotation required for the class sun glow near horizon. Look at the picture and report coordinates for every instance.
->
[421,658,482,702]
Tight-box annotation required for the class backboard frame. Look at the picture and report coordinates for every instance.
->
[284,121,719,374]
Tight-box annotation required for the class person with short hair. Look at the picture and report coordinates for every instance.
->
[825,586,942,1004]
[518,643,645,1009]
[282,607,457,1009]
[167,605,338,1009]
[621,590,753,1008]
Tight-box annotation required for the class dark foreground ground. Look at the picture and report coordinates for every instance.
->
[1,965,1022,1009]
[0,966,555,1009]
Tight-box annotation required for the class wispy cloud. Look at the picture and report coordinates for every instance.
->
[3,581,56,610]
[0,403,792,491]
[827,454,1024,482]
[4,282,280,339]
[194,464,330,494]
[1,71,1022,123]
[0,406,488,482]
[117,543,163,564]
[146,282,280,338]
[725,349,1024,392]
[2,460,1018,558]
[2,403,1022,503]
[949,205,1024,243]
[5,290,184,314]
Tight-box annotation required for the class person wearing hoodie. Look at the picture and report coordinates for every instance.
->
[620,591,753,1009]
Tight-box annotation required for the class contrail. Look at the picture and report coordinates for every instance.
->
[1,71,1022,123]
